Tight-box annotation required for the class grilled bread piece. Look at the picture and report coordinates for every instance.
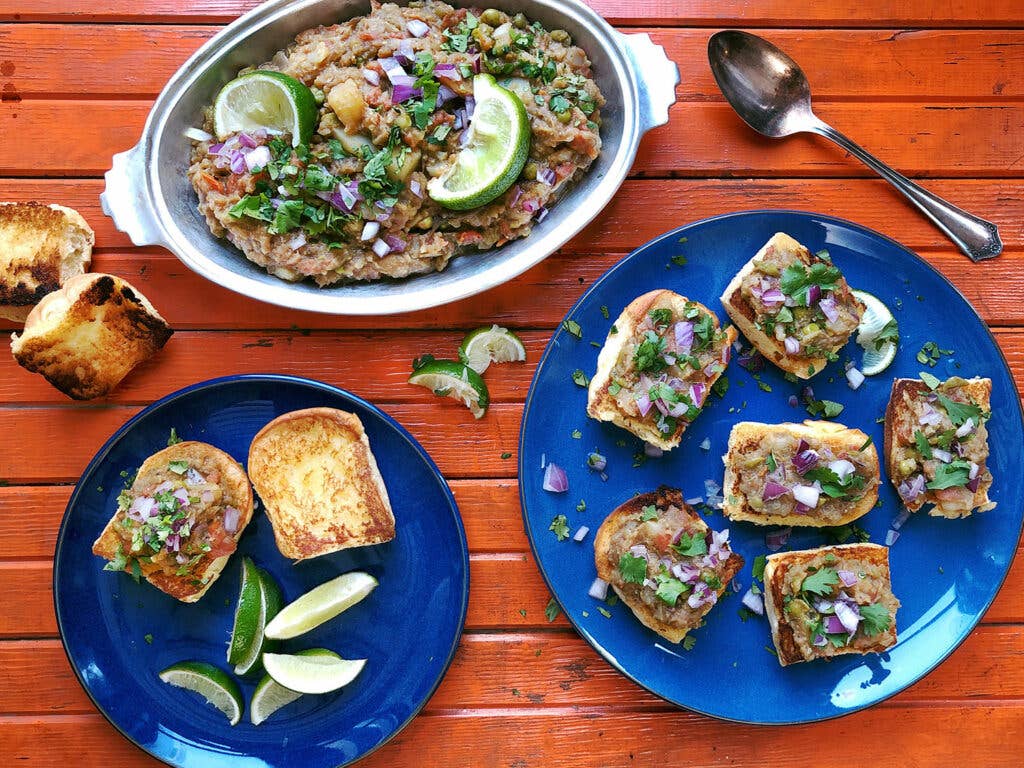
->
[594,486,743,644]
[587,289,736,451]
[0,202,94,322]
[93,441,254,603]
[884,375,994,518]
[248,408,396,560]
[764,543,899,666]
[722,420,880,527]
[720,233,864,379]
[10,273,172,400]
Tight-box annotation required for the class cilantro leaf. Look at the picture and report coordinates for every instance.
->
[671,531,707,558]
[712,375,730,398]
[103,545,130,572]
[926,460,972,490]
[753,554,767,581]
[640,505,658,522]
[920,371,941,390]
[802,467,865,499]
[167,428,182,446]
[654,573,688,606]
[779,261,841,300]
[571,369,589,387]
[545,597,561,623]
[649,308,673,328]
[801,567,840,597]
[682,635,697,651]
[562,319,582,338]
[168,460,190,475]
[633,330,667,373]
[873,319,900,350]
[549,515,570,541]
[936,393,983,427]
[914,429,932,459]
[858,602,891,636]
[618,552,648,584]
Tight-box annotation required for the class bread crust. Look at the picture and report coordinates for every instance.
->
[719,232,862,379]
[763,543,898,666]
[248,407,396,560]
[884,377,994,518]
[587,289,736,450]
[0,202,94,322]
[594,486,743,643]
[92,441,254,603]
[10,273,172,399]
[721,420,880,527]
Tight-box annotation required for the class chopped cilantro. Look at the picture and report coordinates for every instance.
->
[571,429,582,439]
[608,382,621,396]
[766,454,777,473]
[597,606,612,618]
[562,319,583,338]
[682,636,697,651]
[640,504,658,522]
[671,254,688,266]
[858,602,891,636]
[803,466,865,499]
[103,545,130,573]
[501,452,512,459]
[549,515,570,541]
[927,460,972,490]
[712,375,730,398]
[801,567,840,596]
[633,330,668,373]
[571,369,589,387]
[753,555,767,581]
[143,633,153,644]
[576,499,586,512]
[914,429,933,459]
[779,261,841,302]
[654,573,688,606]
[545,597,561,623]
[825,523,870,544]
[936,393,983,427]
[872,319,899,350]
[167,428,182,446]
[600,305,609,319]
[916,341,953,367]
[671,531,707,558]
[168,460,189,475]
[618,552,648,584]
[649,308,673,328]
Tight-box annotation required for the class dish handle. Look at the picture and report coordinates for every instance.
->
[101,144,166,247]
[617,32,679,132]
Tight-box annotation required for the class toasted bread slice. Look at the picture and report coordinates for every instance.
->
[0,202,94,322]
[594,486,743,644]
[764,543,899,666]
[720,233,863,379]
[10,273,172,400]
[92,441,254,603]
[722,420,880,527]
[884,376,994,518]
[248,408,396,560]
[587,289,736,451]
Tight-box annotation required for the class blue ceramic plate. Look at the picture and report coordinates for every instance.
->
[519,211,1024,724]
[54,375,469,766]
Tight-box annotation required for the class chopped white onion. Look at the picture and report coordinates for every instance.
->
[406,19,430,37]
[362,67,380,86]
[685,496,703,506]
[741,588,764,615]
[885,529,901,546]
[892,507,911,530]
[588,577,609,600]
[360,221,381,241]
[223,506,241,534]
[956,418,974,438]
[931,447,953,464]
[828,459,856,481]
[409,179,422,197]
[372,238,391,257]
[244,144,271,171]
[699,437,711,452]
[573,526,590,542]
[792,484,820,508]
[185,126,214,142]
[969,461,980,480]
[288,233,307,250]
[846,367,865,389]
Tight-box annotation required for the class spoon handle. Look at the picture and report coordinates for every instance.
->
[808,118,1002,261]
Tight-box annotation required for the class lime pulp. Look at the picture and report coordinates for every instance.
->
[408,359,490,419]
[213,71,318,147]
[250,649,340,725]
[458,325,527,374]
[158,661,244,726]
[262,652,367,695]
[852,289,898,376]
[264,571,378,641]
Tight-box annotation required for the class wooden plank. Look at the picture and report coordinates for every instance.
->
[5,27,1024,102]
[3,705,1024,767]
[0,330,541,405]
[3,99,1023,179]
[5,548,1024,638]
[0,480,528,559]
[0,404,522,484]
[4,623,1023,716]
[1,0,1023,27]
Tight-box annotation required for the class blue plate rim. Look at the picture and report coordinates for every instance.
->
[518,208,1024,726]
[52,373,471,766]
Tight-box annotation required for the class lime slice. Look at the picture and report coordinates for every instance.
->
[250,649,339,725]
[230,560,284,675]
[263,651,367,695]
[427,74,530,210]
[458,325,527,374]
[408,359,490,418]
[158,661,244,726]
[852,289,899,376]
[264,571,378,641]
[214,71,318,147]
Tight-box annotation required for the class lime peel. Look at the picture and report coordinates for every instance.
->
[214,71,318,147]
[158,661,244,726]
[408,359,490,418]
[264,571,378,641]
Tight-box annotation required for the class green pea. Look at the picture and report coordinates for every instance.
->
[522,162,538,180]
[415,216,433,230]
[512,13,528,29]
[557,110,573,124]
[550,29,571,44]
[480,8,504,26]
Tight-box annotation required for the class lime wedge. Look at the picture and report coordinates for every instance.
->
[852,289,899,376]
[250,649,339,725]
[214,71,318,147]
[408,359,490,418]
[230,559,284,675]
[264,571,378,641]
[263,651,367,695]
[427,74,530,210]
[458,325,527,374]
[158,661,244,726]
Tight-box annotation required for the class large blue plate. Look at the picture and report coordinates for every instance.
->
[519,211,1024,724]
[54,375,469,766]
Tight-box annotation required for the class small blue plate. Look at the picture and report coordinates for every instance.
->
[519,211,1024,724]
[54,374,469,766]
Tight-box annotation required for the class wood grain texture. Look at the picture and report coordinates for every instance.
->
[3,100,1023,178]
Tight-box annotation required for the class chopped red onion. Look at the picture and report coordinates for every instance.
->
[644,442,663,458]
[737,349,765,372]
[918,404,942,427]
[185,126,214,142]
[819,294,839,323]
[465,94,476,117]
[793,446,820,475]
[409,179,423,197]
[433,62,461,80]
[689,382,706,407]
[788,394,799,407]
[760,288,785,306]
[537,166,557,186]
[741,588,765,615]
[846,366,865,389]
[573,526,590,542]
[380,56,410,80]
[406,19,430,37]
[824,614,846,635]
[361,221,380,241]
[372,238,392,257]
[208,142,225,155]
[129,496,157,521]
[838,569,858,587]
[812,596,835,614]
[153,480,175,494]
[172,488,191,508]
[636,393,652,417]
[763,481,789,501]
[588,577,609,600]
[542,462,568,493]
[384,234,407,253]
[931,447,953,464]
[362,67,380,86]
[967,475,981,493]
[395,39,416,65]
[586,452,607,471]
[892,507,911,530]
[784,336,800,355]
[166,533,181,552]
[806,284,822,306]
[885,529,901,546]
[828,459,856,481]
[898,473,926,501]
[765,527,791,551]
[200,489,214,505]
[229,152,247,174]
[437,84,458,105]
[834,600,861,634]
[536,207,549,223]
[956,418,974,438]
[813,633,828,647]
[223,506,241,534]
[629,544,649,559]
[237,133,257,149]
[521,198,540,214]
[391,82,423,102]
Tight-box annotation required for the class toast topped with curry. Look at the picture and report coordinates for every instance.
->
[722,420,880,527]
[248,408,396,560]
[594,486,743,644]
[763,543,899,666]
[92,441,254,602]
[720,233,864,379]
[587,289,736,451]
[884,374,994,518]
[0,202,94,322]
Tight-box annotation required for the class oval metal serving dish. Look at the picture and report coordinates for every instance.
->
[102,0,678,315]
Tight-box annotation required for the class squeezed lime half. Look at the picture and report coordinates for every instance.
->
[214,71,318,147]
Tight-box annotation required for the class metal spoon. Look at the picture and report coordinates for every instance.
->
[707,29,1002,261]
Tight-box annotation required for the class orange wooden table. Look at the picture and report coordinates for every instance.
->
[2,1,1024,765]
